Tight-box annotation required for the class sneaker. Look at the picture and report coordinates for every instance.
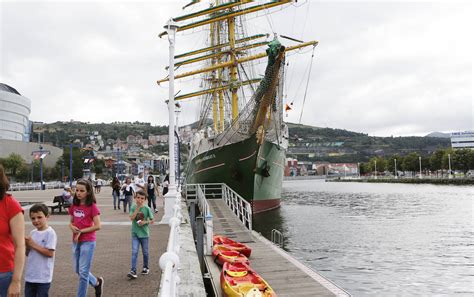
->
[141,267,150,275]
[95,277,104,297]
[127,270,137,279]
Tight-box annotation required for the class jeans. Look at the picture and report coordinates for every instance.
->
[112,190,119,209]
[148,194,156,211]
[0,271,12,297]
[25,282,51,297]
[123,195,133,213]
[131,235,149,272]
[72,241,98,297]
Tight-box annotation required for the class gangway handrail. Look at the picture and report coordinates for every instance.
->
[221,184,252,230]
[186,183,252,231]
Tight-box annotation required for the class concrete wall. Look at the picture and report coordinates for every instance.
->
[0,139,62,167]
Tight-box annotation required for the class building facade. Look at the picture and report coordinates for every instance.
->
[451,131,474,149]
[0,83,31,142]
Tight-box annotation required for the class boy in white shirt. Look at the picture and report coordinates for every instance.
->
[24,203,57,297]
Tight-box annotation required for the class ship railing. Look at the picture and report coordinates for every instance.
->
[158,190,183,297]
[221,183,252,231]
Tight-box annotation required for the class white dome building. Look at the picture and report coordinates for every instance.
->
[0,83,31,141]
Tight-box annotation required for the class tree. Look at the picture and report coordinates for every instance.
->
[386,155,401,175]
[2,154,24,176]
[430,149,445,176]
[452,149,472,174]
[401,152,419,174]
[62,147,85,180]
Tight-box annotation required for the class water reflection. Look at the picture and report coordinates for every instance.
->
[253,206,288,250]
[253,180,474,296]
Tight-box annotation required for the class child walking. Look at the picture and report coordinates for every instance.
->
[68,179,104,297]
[127,190,154,279]
[24,203,57,297]
[146,175,159,213]
[121,177,134,213]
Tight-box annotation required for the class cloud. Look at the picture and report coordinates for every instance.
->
[0,1,471,136]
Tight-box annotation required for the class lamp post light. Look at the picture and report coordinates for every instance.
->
[419,156,422,179]
[160,18,179,225]
[374,160,377,179]
[394,158,398,179]
[65,143,81,187]
[61,160,65,183]
[31,146,50,190]
[448,153,453,179]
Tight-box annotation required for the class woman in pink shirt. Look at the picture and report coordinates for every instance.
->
[68,179,104,297]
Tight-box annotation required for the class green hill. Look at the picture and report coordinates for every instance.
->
[286,122,451,163]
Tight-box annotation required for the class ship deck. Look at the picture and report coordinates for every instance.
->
[205,199,350,297]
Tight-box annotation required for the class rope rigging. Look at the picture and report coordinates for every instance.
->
[298,45,316,124]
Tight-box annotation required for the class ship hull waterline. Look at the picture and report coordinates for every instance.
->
[187,134,286,214]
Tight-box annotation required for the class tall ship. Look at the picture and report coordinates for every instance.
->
[158,0,317,213]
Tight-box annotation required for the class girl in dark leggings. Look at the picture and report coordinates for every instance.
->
[146,176,159,213]
[121,177,134,213]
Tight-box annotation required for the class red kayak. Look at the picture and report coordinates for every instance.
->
[213,245,250,266]
[221,262,276,297]
[213,235,252,257]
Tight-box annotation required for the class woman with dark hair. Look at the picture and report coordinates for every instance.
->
[146,176,159,213]
[111,177,121,210]
[162,174,169,196]
[0,165,25,297]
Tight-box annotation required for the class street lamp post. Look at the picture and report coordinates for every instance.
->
[374,160,377,179]
[394,158,398,179]
[31,146,50,190]
[160,18,179,225]
[65,143,81,187]
[448,153,453,179]
[357,162,360,179]
[419,156,422,178]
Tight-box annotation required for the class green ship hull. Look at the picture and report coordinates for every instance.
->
[187,134,286,213]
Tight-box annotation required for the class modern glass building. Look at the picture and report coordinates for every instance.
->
[451,131,474,149]
[0,83,31,142]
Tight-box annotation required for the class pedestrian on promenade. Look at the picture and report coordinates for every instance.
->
[93,179,99,194]
[0,164,25,297]
[146,175,159,213]
[24,204,57,297]
[121,177,134,213]
[134,172,145,192]
[68,179,104,297]
[162,174,169,196]
[127,190,154,279]
[62,186,73,205]
[96,179,102,194]
[111,177,121,210]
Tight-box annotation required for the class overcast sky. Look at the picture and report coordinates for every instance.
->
[0,0,472,137]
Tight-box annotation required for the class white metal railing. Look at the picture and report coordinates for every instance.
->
[221,184,252,231]
[9,181,66,191]
[186,183,252,231]
[158,191,183,297]
[271,229,283,247]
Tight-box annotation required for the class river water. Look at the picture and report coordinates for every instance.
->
[253,179,473,296]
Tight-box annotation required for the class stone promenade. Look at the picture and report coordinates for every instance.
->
[13,186,170,297]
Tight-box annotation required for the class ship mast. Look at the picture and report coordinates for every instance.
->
[158,0,318,131]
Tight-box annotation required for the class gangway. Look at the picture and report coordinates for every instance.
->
[185,183,350,297]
